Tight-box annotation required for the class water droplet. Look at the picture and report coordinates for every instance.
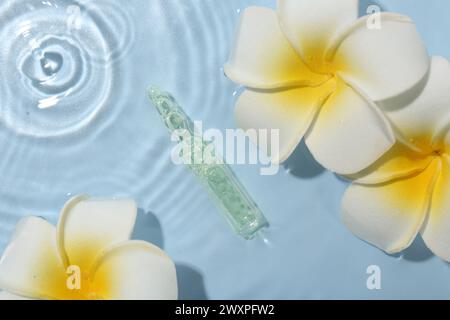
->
[40,51,63,76]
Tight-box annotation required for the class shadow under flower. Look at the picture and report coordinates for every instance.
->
[176,264,209,300]
[402,235,434,262]
[385,235,434,262]
[132,209,165,248]
[283,141,325,179]
[132,209,209,299]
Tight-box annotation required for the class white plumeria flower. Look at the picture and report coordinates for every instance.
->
[0,195,178,300]
[343,57,450,261]
[225,0,430,174]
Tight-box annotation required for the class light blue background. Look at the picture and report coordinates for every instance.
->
[0,0,449,300]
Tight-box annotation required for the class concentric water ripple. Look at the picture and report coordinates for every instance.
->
[0,0,134,137]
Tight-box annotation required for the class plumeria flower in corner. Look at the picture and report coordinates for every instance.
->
[0,195,178,300]
[225,0,430,174]
[342,57,450,261]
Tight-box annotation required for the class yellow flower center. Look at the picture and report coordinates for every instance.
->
[301,38,350,76]
[304,54,338,76]
[36,244,114,300]
[432,148,446,158]
[386,140,447,212]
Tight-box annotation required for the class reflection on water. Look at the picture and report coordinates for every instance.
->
[0,0,135,137]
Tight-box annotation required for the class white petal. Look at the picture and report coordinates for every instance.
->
[384,56,450,152]
[235,81,336,164]
[56,195,137,273]
[342,160,440,254]
[0,291,31,300]
[224,6,327,89]
[347,142,434,185]
[421,160,450,262]
[305,81,395,175]
[333,14,430,102]
[277,0,358,66]
[0,217,66,300]
[91,241,178,300]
